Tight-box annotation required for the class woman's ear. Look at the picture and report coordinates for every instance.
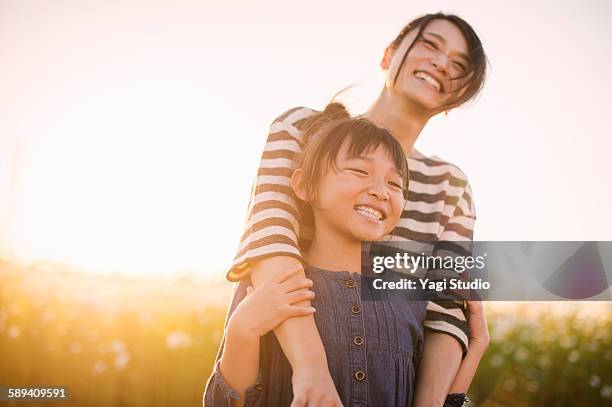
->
[380,46,395,70]
[291,169,309,202]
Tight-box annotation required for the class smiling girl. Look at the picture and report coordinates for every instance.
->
[223,12,488,406]
[204,104,488,406]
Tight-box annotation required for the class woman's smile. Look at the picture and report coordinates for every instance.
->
[414,71,443,92]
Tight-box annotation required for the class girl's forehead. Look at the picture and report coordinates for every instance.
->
[339,145,404,173]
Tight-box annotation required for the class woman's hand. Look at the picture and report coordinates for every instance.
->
[291,366,344,407]
[228,267,316,338]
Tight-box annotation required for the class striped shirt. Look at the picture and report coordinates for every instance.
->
[228,107,476,354]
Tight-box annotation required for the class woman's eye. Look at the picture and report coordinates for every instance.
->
[453,61,466,72]
[421,39,438,50]
[348,168,368,175]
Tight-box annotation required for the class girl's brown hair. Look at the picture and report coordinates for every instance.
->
[296,103,409,202]
[390,12,488,110]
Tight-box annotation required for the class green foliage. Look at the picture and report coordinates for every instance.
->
[1,262,610,406]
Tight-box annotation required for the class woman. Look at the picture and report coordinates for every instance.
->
[226,12,487,407]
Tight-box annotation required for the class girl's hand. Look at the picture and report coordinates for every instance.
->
[466,300,489,352]
[229,267,316,338]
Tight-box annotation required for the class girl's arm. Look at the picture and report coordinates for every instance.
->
[218,289,263,407]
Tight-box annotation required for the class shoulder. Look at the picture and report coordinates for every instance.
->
[270,107,320,127]
[267,107,321,143]
[408,153,472,190]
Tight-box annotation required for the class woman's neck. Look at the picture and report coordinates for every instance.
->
[364,89,431,155]
[306,227,362,274]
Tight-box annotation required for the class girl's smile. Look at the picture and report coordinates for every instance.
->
[354,204,386,222]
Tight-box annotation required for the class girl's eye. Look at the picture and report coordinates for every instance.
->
[388,181,403,190]
[348,168,369,176]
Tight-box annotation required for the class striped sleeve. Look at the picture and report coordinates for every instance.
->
[226,107,317,282]
[423,169,476,357]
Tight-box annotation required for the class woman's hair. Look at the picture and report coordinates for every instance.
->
[296,102,409,202]
[390,12,488,110]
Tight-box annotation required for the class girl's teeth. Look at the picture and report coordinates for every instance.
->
[355,206,382,220]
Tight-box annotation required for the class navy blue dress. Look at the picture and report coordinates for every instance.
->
[204,266,429,406]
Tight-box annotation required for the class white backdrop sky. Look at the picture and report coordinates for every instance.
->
[1,0,611,276]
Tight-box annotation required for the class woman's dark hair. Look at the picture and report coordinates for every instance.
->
[297,102,409,202]
[390,12,488,110]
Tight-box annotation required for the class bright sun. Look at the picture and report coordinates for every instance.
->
[6,82,256,277]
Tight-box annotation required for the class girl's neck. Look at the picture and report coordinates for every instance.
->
[364,89,431,155]
[306,227,362,275]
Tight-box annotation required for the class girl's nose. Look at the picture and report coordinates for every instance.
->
[368,179,389,201]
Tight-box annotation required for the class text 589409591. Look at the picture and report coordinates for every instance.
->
[0,386,69,401]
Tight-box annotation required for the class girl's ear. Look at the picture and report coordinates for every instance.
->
[291,169,309,202]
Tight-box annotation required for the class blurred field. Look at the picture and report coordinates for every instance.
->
[1,259,611,406]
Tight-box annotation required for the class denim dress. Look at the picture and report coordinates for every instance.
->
[204,266,430,407]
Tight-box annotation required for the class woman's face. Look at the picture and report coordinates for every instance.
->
[385,19,471,112]
[309,142,405,242]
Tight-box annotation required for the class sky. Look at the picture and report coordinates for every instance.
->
[0,0,611,276]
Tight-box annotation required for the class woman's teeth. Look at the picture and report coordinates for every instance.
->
[355,206,383,221]
[415,72,441,91]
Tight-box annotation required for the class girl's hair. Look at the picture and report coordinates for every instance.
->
[390,12,488,110]
[296,102,409,202]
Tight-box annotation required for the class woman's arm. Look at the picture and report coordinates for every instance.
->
[205,269,316,407]
[413,331,463,407]
[412,177,477,406]
[227,108,342,407]
[448,301,489,393]
[249,258,340,407]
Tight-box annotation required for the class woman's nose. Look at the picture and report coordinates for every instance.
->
[431,53,450,75]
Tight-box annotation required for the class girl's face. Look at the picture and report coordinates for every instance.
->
[384,19,471,112]
[307,142,405,242]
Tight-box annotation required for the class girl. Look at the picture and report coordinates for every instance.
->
[204,104,489,406]
[225,12,488,407]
